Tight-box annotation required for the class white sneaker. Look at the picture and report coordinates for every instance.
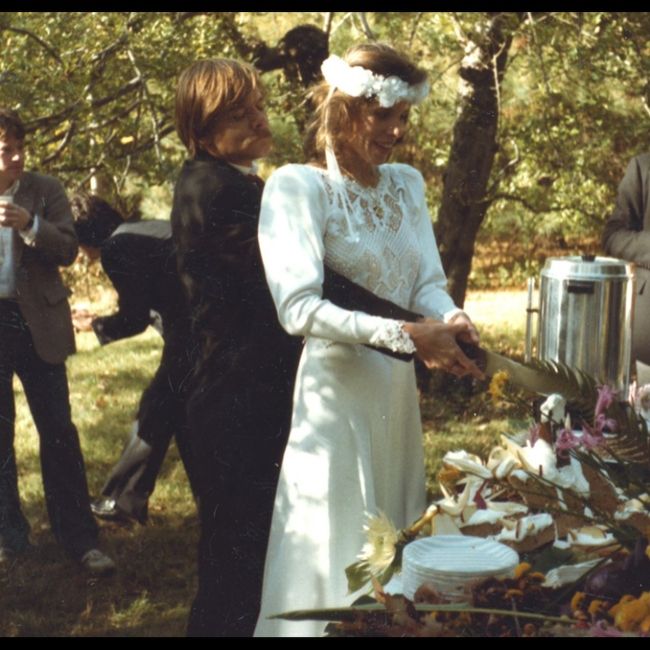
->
[80,548,116,576]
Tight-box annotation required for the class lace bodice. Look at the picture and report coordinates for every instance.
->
[317,165,423,308]
[258,163,459,352]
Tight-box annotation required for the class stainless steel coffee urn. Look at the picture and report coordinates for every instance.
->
[533,256,635,396]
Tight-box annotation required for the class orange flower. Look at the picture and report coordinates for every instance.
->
[609,594,635,617]
[612,593,650,632]
[528,571,546,583]
[641,615,650,634]
[571,591,586,612]
[587,599,608,618]
[514,562,532,580]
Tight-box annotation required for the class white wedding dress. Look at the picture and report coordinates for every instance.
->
[254,163,461,637]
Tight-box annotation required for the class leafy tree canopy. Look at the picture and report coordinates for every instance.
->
[2,12,649,297]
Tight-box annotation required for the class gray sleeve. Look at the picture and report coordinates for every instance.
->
[602,155,650,267]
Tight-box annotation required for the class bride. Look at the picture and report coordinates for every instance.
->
[254,42,483,637]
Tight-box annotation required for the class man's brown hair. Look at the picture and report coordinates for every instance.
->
[0,108,26,141]
[175,59,261,157]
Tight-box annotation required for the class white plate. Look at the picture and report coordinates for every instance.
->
[401,535,519,602]
[403,535,519,575]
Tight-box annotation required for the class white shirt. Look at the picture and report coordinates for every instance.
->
[0,179,40,298]
[229,161,259,177]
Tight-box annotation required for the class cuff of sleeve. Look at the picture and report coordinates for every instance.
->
[19,213,39,245]
[369,320,417,354]
[443,307,465,323]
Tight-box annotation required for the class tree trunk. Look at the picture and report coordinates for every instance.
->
[434,12,523,307]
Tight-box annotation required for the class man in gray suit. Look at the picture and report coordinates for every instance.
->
[603,153,650,385]
[0,108,115,574]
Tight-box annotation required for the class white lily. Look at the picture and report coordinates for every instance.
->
[442,450,492,480]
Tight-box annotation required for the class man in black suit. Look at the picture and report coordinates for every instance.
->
[602,153,650,384]
[72,194,198,524]
[172,59,302,637]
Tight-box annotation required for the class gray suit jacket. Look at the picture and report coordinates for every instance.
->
[11,171,78,364]
[602,153,650,365]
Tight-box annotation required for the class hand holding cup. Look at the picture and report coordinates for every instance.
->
[0,196,32,231]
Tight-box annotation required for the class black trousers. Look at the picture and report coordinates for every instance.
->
[0,300,98,557]
[186,355,297,637]
[99,326,199,521]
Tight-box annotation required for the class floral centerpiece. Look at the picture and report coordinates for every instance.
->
[277,362,650,637]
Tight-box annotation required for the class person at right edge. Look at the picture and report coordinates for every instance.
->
[602,153,650,386]
[170,59,303,637]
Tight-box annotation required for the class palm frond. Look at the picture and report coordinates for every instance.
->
[520,358,597,420]
[606,400,650,468]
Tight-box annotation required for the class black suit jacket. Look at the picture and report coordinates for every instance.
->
[94,219,187,344]
[171,153,300,386]
[602,153,650,365]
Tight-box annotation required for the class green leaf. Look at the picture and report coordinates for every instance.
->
[345,560,372,594]
[523,545,575,574]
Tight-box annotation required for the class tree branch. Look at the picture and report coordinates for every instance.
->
[408,12,424,50]
[323,12,334,36]
[25,104,80,134]
[492,191,602,224]
[3,25,62,65]
[330,12,353,37]
[76,98,145,134]
[356,12,375,40]
[174,12,210,22]
[91,77,142,109]
[486,139,520,196]
[450,12,469,46]
[125,45,162,163]
[41,121,76,164]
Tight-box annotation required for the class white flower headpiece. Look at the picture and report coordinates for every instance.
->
[318,55,429,243]
[320,54,429,108]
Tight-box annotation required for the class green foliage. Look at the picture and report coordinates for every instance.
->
[3,12,650,295]
[5,330,197,636]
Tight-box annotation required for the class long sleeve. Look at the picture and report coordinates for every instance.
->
[28,176,78,267]
[396,165,460,321]
[258,165,413,352]
[94,234,155,343]
[602,154,650,266]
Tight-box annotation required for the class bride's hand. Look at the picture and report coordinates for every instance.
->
[447,311,480,346]
[402,319,484,379]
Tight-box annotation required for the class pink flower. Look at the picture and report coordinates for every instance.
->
[555,428,581,456]
[580,424,606,451]
[595,384,618,418]
[594,413,617,433]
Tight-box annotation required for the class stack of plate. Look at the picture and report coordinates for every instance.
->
[401,535,519,602]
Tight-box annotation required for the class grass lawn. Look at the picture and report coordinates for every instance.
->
[1,290,532,636]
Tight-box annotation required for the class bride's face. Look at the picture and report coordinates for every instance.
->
[346,100,411,167]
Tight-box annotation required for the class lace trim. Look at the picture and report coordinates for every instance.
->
[369,320,416,354]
